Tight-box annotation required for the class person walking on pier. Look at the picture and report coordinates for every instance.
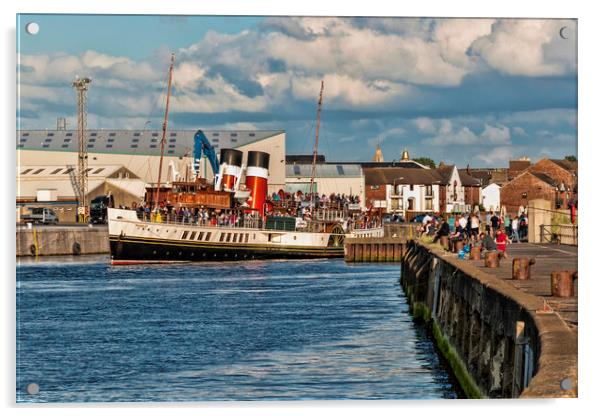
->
[511,216,520,243]
[490,212,500,235]
[495,228,509,259]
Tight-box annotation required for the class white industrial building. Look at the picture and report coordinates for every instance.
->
[285,163,365,208]
[482,183,501,212]
[16,164,146,223]
[17,129,286,194]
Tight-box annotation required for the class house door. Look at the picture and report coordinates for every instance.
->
[408,198,415,211]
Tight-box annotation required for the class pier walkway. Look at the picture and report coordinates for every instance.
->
[471,243,578,331]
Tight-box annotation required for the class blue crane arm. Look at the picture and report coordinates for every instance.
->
[193,130,219,176]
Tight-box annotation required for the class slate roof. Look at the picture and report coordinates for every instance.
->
[550,159,578,172]
[364,168,444,186]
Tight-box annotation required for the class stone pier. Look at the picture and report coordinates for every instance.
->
[401,239,577,398]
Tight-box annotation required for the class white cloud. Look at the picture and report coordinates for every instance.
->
[470,19,577,76]
[500,108,576,126]
[475,146,515,165]
[423,122,511,146]
[512,126,527,137]
[413,117,437,134]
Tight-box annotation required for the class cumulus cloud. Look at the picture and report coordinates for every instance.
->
[423,122,511,146]
[475,146,515,165]
[470,19,576,76]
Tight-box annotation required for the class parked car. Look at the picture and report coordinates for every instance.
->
[21,207,59,225]
[411,213,440,223]
[383,214,405,223]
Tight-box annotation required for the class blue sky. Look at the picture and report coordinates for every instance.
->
[17,15,577,167]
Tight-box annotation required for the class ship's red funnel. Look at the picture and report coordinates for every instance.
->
[245,151,270,212]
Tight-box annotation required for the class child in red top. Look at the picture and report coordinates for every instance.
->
[495,229,509,258]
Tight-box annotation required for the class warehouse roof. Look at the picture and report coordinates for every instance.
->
[16,129,284,157]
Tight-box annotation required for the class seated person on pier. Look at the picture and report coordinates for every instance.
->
[478,232,497,252]
[432,220,450,243]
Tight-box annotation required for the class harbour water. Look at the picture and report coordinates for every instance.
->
[16,256,458,402]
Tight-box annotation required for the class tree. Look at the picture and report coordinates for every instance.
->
[564,155,577,162]
[413,157,436,169]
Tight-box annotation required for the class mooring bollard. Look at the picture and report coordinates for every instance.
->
[484,251,500,268]
[512,258,536,280]
[469,246,481,260]
[551,270,578,297]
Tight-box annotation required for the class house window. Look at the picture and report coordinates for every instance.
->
[170,133,177,137]
[66,132,73,137]
[152,133,159,137]
[106,144,113,148]
[63,138,71,143]
[44,138,52,142]
[90,132,97,137]
[131,144,138,148]
[169,138,176,143]
[230,133,237,137]
[212,133,219,137]
[425,199,433,210]
[150,144,157,148]
[47,133,54,137]
[134,132,141,137]
[425,185,433,196]
[132,138,139,143]
[409,184,414,191]
[22,133,30,137]
[168,144,175,148]
[87,144,94,148]
[231,138,237,143]
[42,144,50,148]
[370,185,380,190]
[109,132,116,137]
[249,133,255,137]
[167,150,174,154]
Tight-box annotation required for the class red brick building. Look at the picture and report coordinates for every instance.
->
[500,170,558,216]
[530,159,578,207]
[508,159,531,180]
[459,169,482,208]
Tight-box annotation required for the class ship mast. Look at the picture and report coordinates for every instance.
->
[153,53,175,212]
[309,81,324,214]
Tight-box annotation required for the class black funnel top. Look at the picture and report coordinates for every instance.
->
[220,148,243,167]
[247,151,270,169]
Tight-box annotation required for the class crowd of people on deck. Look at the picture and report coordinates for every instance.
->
[130,189,366,230]
[424,210,529,258]
[269,190,361,210]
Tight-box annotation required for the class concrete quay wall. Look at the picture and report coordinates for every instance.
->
[401,240,577,398]
[16,226,110,257]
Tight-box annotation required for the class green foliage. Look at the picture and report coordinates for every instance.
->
[414,157,437,169]
[564,155,577,162]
